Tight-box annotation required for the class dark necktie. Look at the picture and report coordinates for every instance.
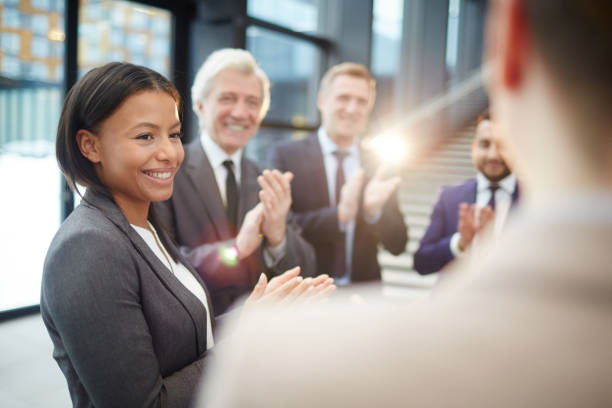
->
[222,160,239,229]
[487,185,499,210]
[333,150,349,205]
[332,150,349,278]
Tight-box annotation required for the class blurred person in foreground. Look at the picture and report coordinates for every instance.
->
[268,63,408,285]
[155,49,317,315]
[414,109,520,275]
[41,62,333,408]
[198,0,612,406]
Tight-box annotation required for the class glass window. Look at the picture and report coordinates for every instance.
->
[247,0,326,35]
[446,0,461,74]
[246,25,321,126]
[245,127,311,166]
[0,0,64,312]
[370,0,404,124]
[78,0,172,78]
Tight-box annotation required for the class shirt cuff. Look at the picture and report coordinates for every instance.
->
[363,209,382,224]
[450,232,465,258]
[263,236,287,267]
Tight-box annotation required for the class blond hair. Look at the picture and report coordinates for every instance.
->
[319,62,376,98]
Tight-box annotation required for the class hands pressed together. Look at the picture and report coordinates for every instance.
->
[338,164,402,224]
[235,169,293,259]
[457,203,495,251]
[244,267,336,311]
[236,170,336,308]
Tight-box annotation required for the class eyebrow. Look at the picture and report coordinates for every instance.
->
[129,121,181,131]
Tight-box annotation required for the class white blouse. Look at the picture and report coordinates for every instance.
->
[131,223,214,349]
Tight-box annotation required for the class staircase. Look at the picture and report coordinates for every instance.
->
[380,126,477,296]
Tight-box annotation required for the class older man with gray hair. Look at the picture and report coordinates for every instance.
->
[156,48,316,315]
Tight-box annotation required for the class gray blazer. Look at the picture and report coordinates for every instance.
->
[155,140,316,315]
[41,190,213,408]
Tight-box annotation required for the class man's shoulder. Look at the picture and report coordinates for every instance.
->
[272,133,317,154]
[184,138,204,156]
[241,155,263,173]
[440,178,477,196]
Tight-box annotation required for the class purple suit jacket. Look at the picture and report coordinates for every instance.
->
[413,178,519,275]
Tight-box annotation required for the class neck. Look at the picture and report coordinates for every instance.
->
[113,194,150,228]
[327,131,356,150]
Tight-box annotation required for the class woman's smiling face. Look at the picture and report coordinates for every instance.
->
[88,90,183,221]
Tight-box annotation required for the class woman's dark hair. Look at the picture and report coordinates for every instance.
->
[57,62,182,261]
[57,62,181,196]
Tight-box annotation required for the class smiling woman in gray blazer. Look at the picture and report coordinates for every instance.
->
[41,62,332,408]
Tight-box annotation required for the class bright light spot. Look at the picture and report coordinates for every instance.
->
[48,29,65,42]
[367,133,408,164]
[219,246,239,267]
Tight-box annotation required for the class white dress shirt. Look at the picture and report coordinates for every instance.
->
[450,172,517,257]
[132,223,214,349]
[199,132,286,265]
[317,128,362,284]
[200,132,242,206]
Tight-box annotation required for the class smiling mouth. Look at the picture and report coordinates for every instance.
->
[144,171,172,180]
[226,124,248,131]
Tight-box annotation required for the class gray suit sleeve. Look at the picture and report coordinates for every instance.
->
[41,228,206,408]
[266,214,317,277]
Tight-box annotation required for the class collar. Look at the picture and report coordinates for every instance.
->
[317,127,359,157]
[200,131,243,170]
[477,172,516,194]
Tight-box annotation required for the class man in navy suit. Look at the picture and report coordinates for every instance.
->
[269,63,407,284]
[413,110,519,275]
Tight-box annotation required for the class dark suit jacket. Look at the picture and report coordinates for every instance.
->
[156,140,316,315]
[41,189,213,408]
[268,133,408,282]
[413,178,519,275]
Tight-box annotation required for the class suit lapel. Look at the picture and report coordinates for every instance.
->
[184,141,233,239]
[306,134,332,206]
[512,182,520,207]
[238,156,261,225]
[465,178,478,204]
[84,190,210,351]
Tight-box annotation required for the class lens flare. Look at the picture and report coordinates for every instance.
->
[366,133,408,164]
[219,246,239,267]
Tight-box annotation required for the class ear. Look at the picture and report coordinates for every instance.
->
[76,129,102,163]
[195,101,205,116]
[316,91,325,112]
[501,0,530,89]
[367,88,377,113]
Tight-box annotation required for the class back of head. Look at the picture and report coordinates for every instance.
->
[191,48,271,123]
[56,62,180,196]
[525,0,612,94]
[319,62,376,97]
[524,0,612,132]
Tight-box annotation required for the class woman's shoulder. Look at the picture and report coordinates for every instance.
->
[42,203,139,306]
[44,203,134,278]
[53,203,125,247]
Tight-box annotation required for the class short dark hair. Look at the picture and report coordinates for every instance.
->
[524,0,612,106]
[56,62,181,196]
